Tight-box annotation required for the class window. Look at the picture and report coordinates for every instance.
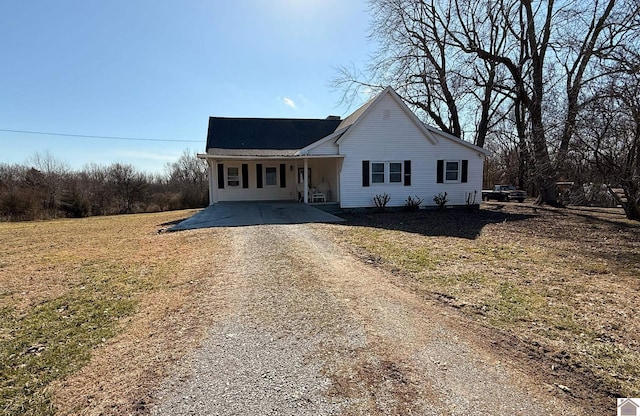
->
[371,162,385,183]
[437,159,468,184]
[265,166,277,186]
[445,161,459,182]
[370,161,403,184]
[364,160,410,186]
[227,166,240,187]
[389,162,402,183]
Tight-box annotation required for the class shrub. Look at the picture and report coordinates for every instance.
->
[373,193,391,212]
[405,195,423,211]
[433,192,448,210]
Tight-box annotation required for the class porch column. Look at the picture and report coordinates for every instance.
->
[208,160,217,205]
[335,160,340,205]
[303,158,309,204]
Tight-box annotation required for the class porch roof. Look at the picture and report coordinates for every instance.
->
[205,148,299,157]
[197,151,344,161]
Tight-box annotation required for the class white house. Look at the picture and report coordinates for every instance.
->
[198,87,488,209]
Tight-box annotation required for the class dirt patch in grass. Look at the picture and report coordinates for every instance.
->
[0,210,233,415]
[321,203,640,405]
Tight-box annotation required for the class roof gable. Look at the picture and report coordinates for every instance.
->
[336,87,438,146]
[335,87,489,155]
[206,117,341,150]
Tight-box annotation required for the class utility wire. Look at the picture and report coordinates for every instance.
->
[0,128,201,143]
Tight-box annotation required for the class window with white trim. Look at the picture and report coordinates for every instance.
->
[445,161,460,182]
[227,166,240,187]
[265,166,277,186]
[389,162,402,183]
[371,161,403,184]
[371,162,385,183]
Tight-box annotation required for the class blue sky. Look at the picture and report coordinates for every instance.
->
[0,0,373,173]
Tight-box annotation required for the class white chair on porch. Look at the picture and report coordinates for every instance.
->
[313,179,330,203]
[311,190,326,203]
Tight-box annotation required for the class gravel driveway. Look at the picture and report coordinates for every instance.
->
[150,223,582,415]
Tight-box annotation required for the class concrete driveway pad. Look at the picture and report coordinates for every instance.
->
[170,201,344,230]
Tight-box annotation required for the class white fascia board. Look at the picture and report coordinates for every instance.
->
[424,125,490,155]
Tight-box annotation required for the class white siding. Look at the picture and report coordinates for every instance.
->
[338,93,484,208]
[307,139,338,155]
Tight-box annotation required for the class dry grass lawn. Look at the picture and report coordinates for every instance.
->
[1,203,639,415]
[0,210,233,415]
[321,202,640,401]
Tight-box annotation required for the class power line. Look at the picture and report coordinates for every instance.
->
[0,128,201,143]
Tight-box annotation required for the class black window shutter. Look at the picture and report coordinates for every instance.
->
[256,164,263,188]
[404,160,411,186]
[217,163,224,189]
[461,160,468,183]
[362,160,370,187]
[242,164,249,188]
[436,160,443,183]
[279,164,286,188]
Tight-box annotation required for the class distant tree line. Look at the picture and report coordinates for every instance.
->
[0,150,208,221]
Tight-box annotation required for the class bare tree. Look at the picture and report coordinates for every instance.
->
[0,164,31,220]
[81,163,111,216]
[164,150,209,209]
[440,0,638,204]
[340,0,640,206]
[334,0,507,146]
[575,59,640,220]
[107,163,147,214]
[28,151,70,215]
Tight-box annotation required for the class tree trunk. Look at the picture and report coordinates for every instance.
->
[530,140,558,205]
[621,182,640,221]
[529,98,558,205]
[524,0,558,206]
[624,199,640,221]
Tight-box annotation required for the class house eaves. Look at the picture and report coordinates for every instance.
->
[424,124,490,155]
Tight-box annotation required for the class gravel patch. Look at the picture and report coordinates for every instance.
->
[151,319,341,415]
[151,224,350,415]
[150,223,586,415]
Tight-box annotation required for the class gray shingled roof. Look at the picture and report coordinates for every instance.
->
[206,117,342,151]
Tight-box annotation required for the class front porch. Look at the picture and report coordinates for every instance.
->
[200,154,343,205]
[294,157,341,204]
